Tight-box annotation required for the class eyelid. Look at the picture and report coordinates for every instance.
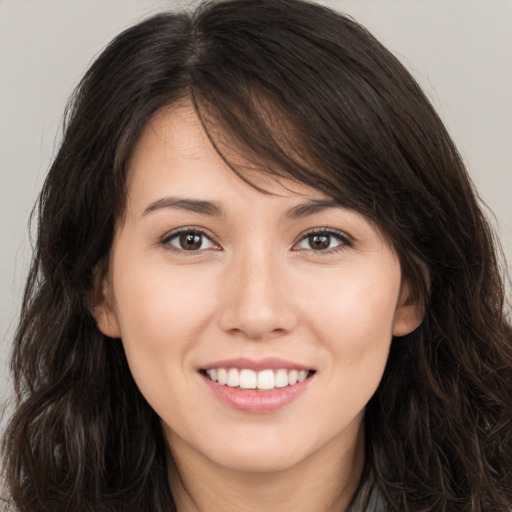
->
[158,226,352,253]
[293,227,353,252]
[160,226,221,252]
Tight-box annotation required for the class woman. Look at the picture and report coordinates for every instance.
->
[2,0,511,510]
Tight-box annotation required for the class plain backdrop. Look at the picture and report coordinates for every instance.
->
[1,0,511,419]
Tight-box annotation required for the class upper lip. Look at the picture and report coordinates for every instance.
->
[200,357,313,372]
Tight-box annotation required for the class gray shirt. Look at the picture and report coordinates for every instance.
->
[348,471,389,512]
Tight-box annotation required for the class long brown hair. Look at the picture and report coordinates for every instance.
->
[3,1,512,510]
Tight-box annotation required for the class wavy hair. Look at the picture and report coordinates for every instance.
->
[2,1,512,510]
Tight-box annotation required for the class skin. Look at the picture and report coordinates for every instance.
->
[95,103,422,512]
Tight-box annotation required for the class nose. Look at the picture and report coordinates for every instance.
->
[218,249,298,340]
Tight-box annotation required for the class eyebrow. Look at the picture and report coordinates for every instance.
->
[286,199,345,219]
[143,197,224,217]
[142,197,345,219]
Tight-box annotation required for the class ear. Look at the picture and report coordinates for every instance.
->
[393,282,424,337]
[91,277,121,339]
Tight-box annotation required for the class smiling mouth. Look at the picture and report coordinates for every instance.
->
[201,368,316,391]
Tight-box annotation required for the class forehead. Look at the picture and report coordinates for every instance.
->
[126,103,332,207]
[121,104,392,255]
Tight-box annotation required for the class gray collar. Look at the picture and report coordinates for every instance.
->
[348,470,389,512]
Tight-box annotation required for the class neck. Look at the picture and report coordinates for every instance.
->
[166,421,366,512]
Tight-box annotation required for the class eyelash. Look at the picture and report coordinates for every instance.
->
[160,227,220,253]
[292,228,352,253]
[160,227,352,254]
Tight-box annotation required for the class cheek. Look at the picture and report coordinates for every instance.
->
[113,251,214,329]
[108,260,223,422]
[109,253,219,380]
[298,264,400,402]
[305,273,399,347]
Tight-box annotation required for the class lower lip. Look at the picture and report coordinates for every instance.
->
[201,373,313,413]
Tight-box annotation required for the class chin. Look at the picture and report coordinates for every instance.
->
[213,446,307,474]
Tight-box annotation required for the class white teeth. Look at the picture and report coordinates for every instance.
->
[227,368,240,387]
[217,368,227,385]
[297,370,308,382]
[205,367,312,390]
[257,369,274,390]
[239,369,257,389]
[274,369,289,388]
[288,370,298,385]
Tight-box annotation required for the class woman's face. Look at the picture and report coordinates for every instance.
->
[95,105,421,475]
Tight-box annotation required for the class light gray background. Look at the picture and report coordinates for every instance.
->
[1,0,511,419]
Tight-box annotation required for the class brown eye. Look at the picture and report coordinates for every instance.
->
[165,230,216,251]
[295,230,349,252]
[308,234,331,250]
[180,232,203,250]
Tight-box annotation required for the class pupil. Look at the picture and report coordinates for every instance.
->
[310,234,330,250]
[180,232,202,250]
